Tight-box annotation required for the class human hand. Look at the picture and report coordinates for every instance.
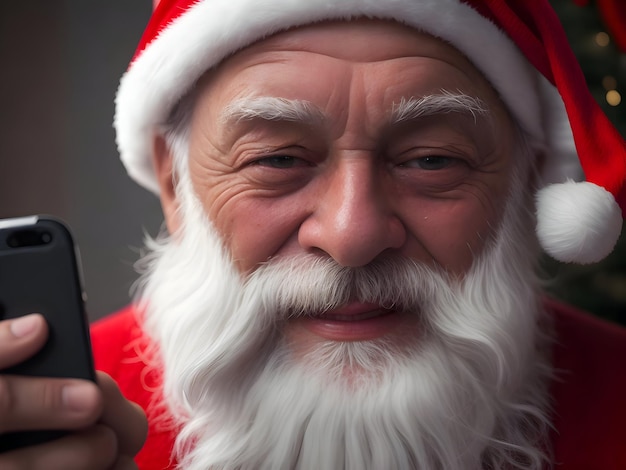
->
[0,314,147,469]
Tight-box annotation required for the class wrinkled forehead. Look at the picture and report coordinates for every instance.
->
[192,19,504,116]
[235,18,476,65]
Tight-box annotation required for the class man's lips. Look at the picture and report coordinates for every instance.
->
[297,302,406,342]
[318,302,395,321]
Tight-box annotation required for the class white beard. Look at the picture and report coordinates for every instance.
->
[136,162,553,469]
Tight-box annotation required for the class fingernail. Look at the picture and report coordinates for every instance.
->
[10,314,41,338]
[62,383,96,413]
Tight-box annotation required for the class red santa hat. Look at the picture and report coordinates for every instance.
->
[114,0,626,264]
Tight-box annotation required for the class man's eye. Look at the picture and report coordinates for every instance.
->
[402,156,455,170]
[254,156,303,169]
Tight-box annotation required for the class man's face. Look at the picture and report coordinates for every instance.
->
[160,19,518,358]
[148,20,550,469]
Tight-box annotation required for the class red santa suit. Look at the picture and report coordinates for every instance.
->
[91,299,626,469]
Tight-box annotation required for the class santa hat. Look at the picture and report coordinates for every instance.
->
[114,0,626,264]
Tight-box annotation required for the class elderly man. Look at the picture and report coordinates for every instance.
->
[2,0,626,469]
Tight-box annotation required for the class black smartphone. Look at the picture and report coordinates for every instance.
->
[0,215,96,452]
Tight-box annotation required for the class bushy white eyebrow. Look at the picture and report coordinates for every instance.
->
[219,92,488,128]
[220,96,325,125]
[390,91,489,124]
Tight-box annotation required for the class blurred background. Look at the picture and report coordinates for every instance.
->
[0,0,624,323]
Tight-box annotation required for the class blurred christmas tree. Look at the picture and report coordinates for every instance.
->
[547,0,626,325]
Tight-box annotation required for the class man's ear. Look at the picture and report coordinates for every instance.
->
[152,134,182,235]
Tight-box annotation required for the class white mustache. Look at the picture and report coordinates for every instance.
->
[242,254,448,321]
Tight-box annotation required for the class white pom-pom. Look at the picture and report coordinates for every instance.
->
[536,180,622,264]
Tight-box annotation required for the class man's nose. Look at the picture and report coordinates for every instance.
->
[298,159,406,267]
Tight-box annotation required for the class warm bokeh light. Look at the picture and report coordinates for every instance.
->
[606,89,622,106]
[595,31,610,47]
[602,75,618,90]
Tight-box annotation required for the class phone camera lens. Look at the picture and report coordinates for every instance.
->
[6,230,52,248]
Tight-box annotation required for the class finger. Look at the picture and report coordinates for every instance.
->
[97,372,148,457]
[0,314,48,369]
[0,376,101,433]
[0,425,118,470]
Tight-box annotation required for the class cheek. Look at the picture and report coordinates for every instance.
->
[206,195,308,273]
[403,194,506,273]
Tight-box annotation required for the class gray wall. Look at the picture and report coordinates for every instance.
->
[0,1,163,321]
